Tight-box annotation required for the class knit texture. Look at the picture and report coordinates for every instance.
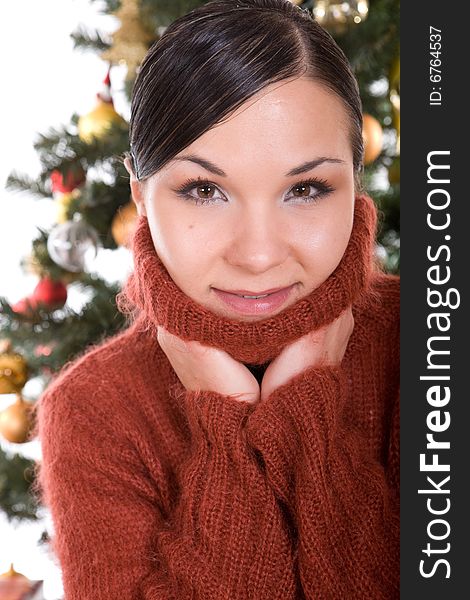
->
[32,193,400,599]
[117,194,377,364]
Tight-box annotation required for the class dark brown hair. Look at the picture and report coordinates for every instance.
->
[125,0,364,189]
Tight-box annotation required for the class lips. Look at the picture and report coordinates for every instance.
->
[212,284,297,316]
[221,287,289,297]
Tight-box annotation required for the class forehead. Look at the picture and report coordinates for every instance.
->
[189,77,352,163]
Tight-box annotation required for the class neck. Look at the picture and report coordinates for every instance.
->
[118,194,378,364]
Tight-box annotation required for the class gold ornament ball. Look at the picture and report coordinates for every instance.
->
[388,157,400,185]
[362,113,383,165]
[55,192,75,223]
[111,201,138,247]
[0,563,29,581]
[313,0,369,33]
[0,563,39,599]
[0,394,35,444]
[78,99,127,144]
[0,563,32,596]
[389,54,400,155]
[392,110,400,156]
[0,341,28,394]
[389,54,400,102]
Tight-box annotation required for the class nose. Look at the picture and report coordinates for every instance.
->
[225,202,290,274]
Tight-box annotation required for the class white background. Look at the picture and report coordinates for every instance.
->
[0,2,395,597]
[0,1,133,597]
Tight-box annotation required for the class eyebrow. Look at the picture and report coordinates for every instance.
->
[171,154,346,177]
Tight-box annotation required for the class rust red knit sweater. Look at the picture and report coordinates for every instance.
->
[34,193,400,599]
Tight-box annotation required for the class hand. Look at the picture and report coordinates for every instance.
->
[157,326,260,405]
[260,308,354,403]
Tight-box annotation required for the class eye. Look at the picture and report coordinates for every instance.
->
[173,176,335,205]
[286,178,335,204]
[174,176,226,205]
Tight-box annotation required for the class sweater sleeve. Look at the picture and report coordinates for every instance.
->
[35,379,299,600]
[245,366,400,600]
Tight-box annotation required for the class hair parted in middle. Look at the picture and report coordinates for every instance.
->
[125,0,364,190]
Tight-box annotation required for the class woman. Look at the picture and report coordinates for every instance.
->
[34,0,399,598]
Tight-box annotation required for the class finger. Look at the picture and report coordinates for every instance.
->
[340,307,355,335]
[157,327,191,353]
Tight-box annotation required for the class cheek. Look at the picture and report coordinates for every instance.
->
[298,209,353,285]
[146,201,219,291]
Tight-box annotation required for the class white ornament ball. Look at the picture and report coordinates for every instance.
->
[47,218,100,272]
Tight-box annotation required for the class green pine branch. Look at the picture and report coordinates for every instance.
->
[70,25,111,52]
[31,116,129,173]
[0,447,39,522]
[0,274,127,378]
[5,172,49,198]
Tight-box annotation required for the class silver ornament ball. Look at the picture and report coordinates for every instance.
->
[47,218,100,272]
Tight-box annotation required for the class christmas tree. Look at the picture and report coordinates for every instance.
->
[0,0,399,570]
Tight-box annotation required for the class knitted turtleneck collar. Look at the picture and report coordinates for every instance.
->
[119,193,378,365]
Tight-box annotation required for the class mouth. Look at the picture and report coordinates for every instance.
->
[211,284,297,316]
[220,286,289,298]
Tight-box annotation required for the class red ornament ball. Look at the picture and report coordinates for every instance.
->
[11,298,37,317]
[32,277,68,309]
[12,278,67,316]
[50,166,86,194]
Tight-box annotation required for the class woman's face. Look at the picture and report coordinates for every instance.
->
[127,76,356,322]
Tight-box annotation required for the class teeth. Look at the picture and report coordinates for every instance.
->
[240,294,269,299]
